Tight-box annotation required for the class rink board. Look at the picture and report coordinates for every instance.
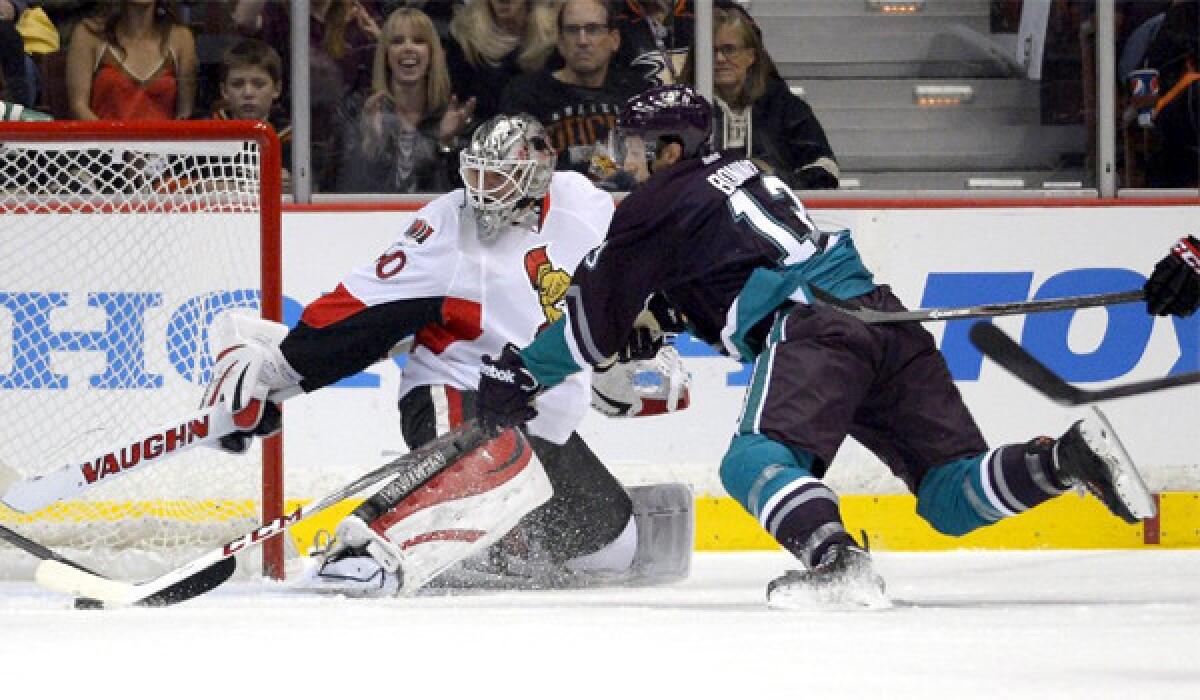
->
[276,204,1200,483]
[276,490,1200,555]
[4,201,1199,552]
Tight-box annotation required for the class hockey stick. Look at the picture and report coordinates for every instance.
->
[0,386,300,514]
[31,422,490,608]
[809,285,1145,323]
[0,523,234,608]
[969,321,1200,404]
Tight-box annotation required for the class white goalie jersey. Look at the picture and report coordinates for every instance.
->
[327,171,614,443]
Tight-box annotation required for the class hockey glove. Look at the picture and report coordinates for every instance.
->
[592,345,691,418]
[200,315,301,454]
[618,326,664,363]
[1145,235,1200,317]
[478,343,541,433]
[600,293,686,367]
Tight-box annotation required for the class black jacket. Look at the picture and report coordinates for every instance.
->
[500,68,653,175]
[444,37,525,126]
[335,95,460,194]
[713,77,840,190]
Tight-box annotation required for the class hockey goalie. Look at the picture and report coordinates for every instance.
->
[201,114,693,595]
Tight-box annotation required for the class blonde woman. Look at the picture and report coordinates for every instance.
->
[338,7,475,193]
[65,0,197,120]
[445,0,559,124]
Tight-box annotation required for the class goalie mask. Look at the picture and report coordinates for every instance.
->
[460,114,556,240]
[609,85,713,173]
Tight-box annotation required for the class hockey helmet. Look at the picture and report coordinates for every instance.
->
[459,114,556,240]
[610,85,713,171]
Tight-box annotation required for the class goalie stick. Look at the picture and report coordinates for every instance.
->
[969,321,1200,404]
[810,285,1145,324]
[0,386,300,514]
[29,422,490,608]
[0,523,233,608]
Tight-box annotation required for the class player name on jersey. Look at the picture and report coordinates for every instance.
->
[706,158,761,195]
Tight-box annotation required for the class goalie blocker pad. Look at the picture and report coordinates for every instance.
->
[426,482,694,591]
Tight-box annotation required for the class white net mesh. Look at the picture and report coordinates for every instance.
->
[0,135,279,579]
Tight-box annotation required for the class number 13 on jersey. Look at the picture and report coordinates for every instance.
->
[729,175,827,266]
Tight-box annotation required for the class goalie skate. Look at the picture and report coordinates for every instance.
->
[1053,407,1156,524]
[293,522,401,598]
[766,545,890,611]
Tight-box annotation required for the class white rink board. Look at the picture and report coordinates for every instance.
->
[280,205,1200,497]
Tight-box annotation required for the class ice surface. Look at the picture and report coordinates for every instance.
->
[2,550,1198,698]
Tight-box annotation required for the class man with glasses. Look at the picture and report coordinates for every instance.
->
[500,0,652,183]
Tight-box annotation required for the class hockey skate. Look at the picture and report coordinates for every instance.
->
[292,521,402,598]
[766,544,889,611]
[1053,408,1156,524]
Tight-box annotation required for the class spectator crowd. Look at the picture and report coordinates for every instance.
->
[0,0,847,195]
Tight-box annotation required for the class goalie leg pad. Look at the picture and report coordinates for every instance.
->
[624,482,694,585]
[368,428,554,595]
[522,432,634,562]
[560,481,696,584]
[428,482,693,590]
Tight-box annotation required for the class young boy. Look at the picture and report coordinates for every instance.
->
[213,38,292,189]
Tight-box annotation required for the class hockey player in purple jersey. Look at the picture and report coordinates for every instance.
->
[475,85,1179,608]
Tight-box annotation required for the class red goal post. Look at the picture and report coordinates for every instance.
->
[0,120,286,580]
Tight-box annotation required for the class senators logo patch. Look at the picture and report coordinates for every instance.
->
[524,246,571,331]
[404,218,435,245]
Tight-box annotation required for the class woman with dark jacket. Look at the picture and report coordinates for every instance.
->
[681,3,838,190]
[338,7,474,193]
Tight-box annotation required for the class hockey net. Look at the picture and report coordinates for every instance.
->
[0,121,285,581]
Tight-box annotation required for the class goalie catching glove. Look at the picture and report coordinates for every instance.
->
[199,314,302,454]
[1145,235,1200,317]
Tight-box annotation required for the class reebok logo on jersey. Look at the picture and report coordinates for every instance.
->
[480,364,516,383]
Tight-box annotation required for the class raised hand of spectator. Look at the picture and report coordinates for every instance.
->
[438,94,477,149]
[360,91,389,154]
[351,1,381,41]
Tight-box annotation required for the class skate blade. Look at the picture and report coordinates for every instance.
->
[1084,407,1157,520]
